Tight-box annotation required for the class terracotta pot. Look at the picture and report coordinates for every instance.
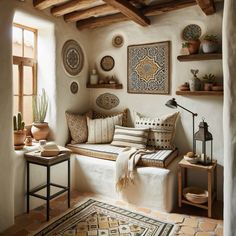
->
[188,40,200,54]
[14,130,26,146]
[31,122,50,141]
[204,83,213,91]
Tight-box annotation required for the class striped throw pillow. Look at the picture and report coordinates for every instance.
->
[111,125,149,149]
[87,114,123,144]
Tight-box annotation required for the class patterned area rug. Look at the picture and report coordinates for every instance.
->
[34,199,176,236]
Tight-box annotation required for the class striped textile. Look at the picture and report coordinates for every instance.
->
[111,125,149,149]
[66,143,178,168]
[87,114,123,144]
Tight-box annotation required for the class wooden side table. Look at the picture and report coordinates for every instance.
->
[178,159,217,217]
[24,149,71,221]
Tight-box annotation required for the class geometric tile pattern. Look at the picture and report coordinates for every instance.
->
[127,41,170,94]
[34,199,174,236]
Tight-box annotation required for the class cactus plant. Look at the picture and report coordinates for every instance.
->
[33,88,48,123]
[13,112,25,131]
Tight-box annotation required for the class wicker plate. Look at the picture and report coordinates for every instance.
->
[183,186,208,204]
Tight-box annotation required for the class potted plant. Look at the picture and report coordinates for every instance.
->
[13,112,26,149]
[202,73,216,91]
[202,35,219,53]
[31,89,49,141]
[183,36,200,55]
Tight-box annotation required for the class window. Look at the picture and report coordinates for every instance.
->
[12,23,37,125]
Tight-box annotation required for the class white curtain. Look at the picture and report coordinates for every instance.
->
[223,0,236,235]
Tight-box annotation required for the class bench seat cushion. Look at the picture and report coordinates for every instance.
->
[66,143,178,168]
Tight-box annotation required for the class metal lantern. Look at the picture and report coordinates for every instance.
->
[194,120,213,165]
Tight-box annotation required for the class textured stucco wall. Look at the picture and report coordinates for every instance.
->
[0,0,90,231]
[87,4,224,199]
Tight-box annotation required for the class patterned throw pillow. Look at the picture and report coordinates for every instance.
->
[87,114,123,144]
[92,108,128,127]
[65,111,92,144]
[135,112,179,149]
[111,125,149,149]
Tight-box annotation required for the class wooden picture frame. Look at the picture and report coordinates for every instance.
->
[127,41,170,94]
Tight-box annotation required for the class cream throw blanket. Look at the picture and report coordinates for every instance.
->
[115,147,154,191]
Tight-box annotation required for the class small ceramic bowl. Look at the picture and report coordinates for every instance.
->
[184,155,199,164]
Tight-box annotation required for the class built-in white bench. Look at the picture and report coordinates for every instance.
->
[68,144,180,212]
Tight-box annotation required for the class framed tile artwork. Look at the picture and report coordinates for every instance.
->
[127,41,170,94]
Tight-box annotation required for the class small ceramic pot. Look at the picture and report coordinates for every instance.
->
[204,83,213,91]
[25,136,33,146]
[202,41,219,54]
[14,130,26,147]
[188,40,200,54]
[189,76,201,91]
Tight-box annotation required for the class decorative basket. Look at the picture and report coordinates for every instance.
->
[183,187,208,204]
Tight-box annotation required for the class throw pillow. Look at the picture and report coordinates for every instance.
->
[65,110,92,144]
[92,108,128,127]
[111,125,149,149]
[135,111,179,149]
[87,114,123,144]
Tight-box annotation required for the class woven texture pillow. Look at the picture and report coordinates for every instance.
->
[111,125,149,149]
[135,112,179,149]
[65,111,92,144]
[87,114,123,144]
[92,108,128,127]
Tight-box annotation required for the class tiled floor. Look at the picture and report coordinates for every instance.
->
[0,191,223,236]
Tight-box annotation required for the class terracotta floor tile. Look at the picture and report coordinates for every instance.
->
[180,226,196,235]
[168,214,184,223]
[136,207,151,214]
[215,226,223,236]
[195,232,214,236]
[182,218,199,227]
[199,222,217,232]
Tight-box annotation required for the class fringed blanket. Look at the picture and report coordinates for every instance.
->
[116,147,155,191]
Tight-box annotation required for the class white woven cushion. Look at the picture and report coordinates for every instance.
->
[135,112,179,149]
[111,125,149,149]
[87,114,123,144]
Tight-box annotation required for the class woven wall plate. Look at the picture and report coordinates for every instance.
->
[70,81,79,94]
[96,93,119,110]
[182,24,202,41]
[112,35,124,48]
[100,55,115,71]
[62,40,84,76]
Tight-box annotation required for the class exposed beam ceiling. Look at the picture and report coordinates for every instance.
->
[103,0,150,26]
[65,4,119,23]
[33,0,218,30]
[76,13,129,30]
[51,0,99,17]
[33,0,68,10]
[195,0,216,15]
[143,0,197,16]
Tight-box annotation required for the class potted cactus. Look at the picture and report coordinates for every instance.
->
[202,35,219,53]
[13,112,26,149]
[202,73,216,91]
[31,89,49,141]
[182,35,200,55]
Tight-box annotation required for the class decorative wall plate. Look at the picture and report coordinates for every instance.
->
[112,35,124,48]
[100,56,115,71]
[70,81,79,94]
[96,93,119,110]
[182,24,202,41]
[62,40,84,76]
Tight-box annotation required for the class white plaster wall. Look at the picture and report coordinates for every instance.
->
[0,0,90,231]
[87,5,224,200]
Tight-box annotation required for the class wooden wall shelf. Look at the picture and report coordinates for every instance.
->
[176,91,223,96]
[177,53,222,62]
[86,83,123,89]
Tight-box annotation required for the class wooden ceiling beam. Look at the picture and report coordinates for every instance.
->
[143,0,197,16]
[33,0,67,10]
[51,0,99,17]
[77,13,129,30]
[103,0,150,26]
[65,4,118,22]
[195,0,215,15]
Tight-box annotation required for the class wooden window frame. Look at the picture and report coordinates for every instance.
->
[13,23,37,123]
